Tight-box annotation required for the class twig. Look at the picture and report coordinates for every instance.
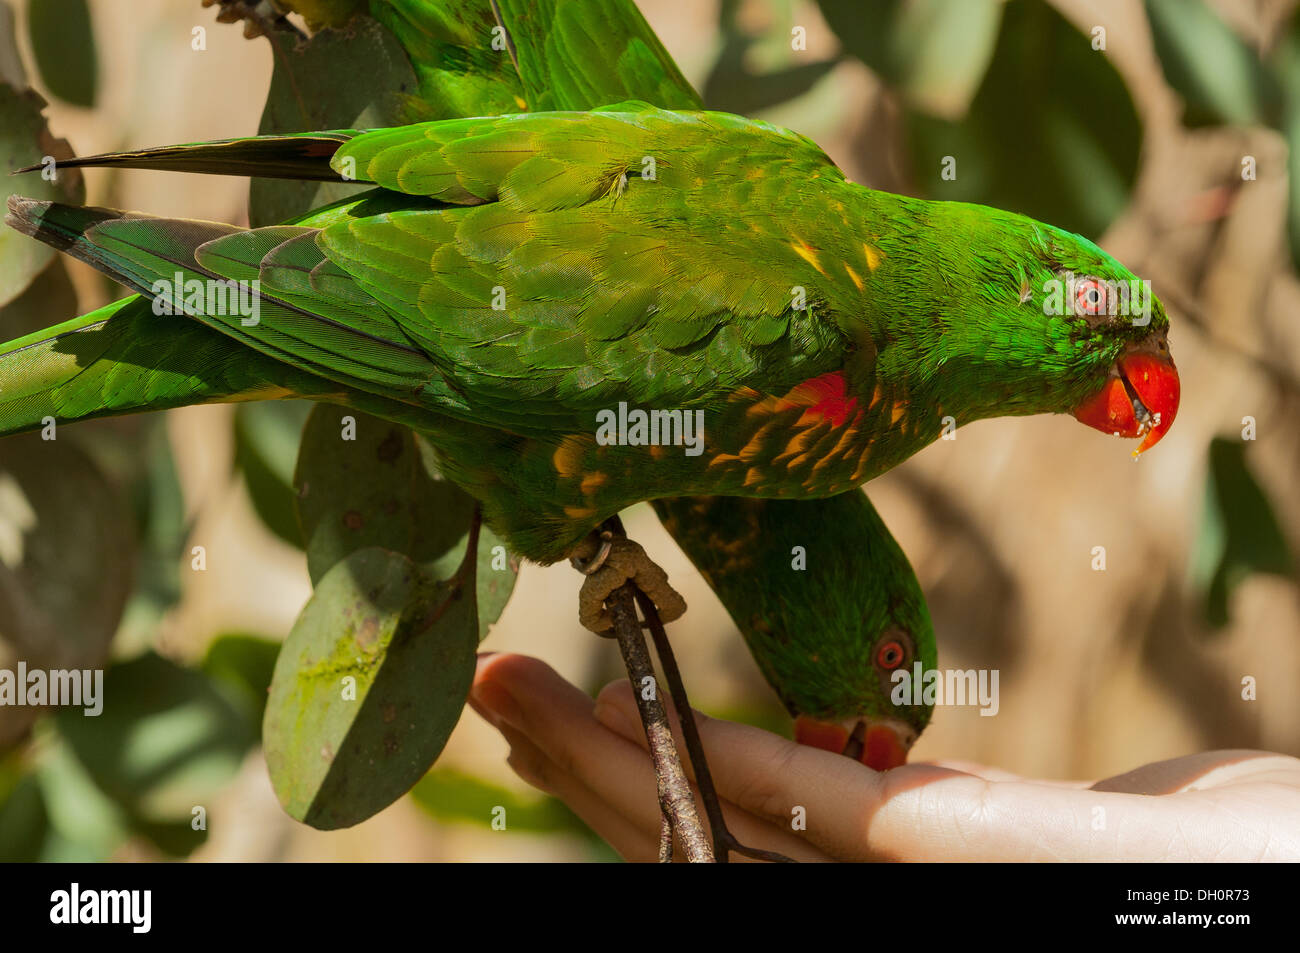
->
[636,589,796,864]
[605,576,713,862]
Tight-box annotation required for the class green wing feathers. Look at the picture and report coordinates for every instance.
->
[8,109,854,434]
[0,296,332,438]
[493,0,701,111]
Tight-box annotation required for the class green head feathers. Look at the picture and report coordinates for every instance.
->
[652,491,937,763]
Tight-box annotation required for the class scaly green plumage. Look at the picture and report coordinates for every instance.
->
[652,492,936,735]
[3,99,1170,563]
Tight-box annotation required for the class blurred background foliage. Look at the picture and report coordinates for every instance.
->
[1,0,1298,861]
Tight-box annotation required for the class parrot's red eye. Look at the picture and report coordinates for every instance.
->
[875,640,905,670]
[1075,278,1108,316]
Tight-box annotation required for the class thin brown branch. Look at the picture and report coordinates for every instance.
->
[636,588,796,864]
[605,577,713,862]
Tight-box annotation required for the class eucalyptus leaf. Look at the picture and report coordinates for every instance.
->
[818,0,1001,117]
[294,406,517,637]
[904,0,1141,238]
[1190,437,1294,628]
[0,771,48,861]
[26,0,97,108]
[0,433,132,745]
[1145,0,1280,128]
[263,546,477,829]
[201,632,282,732]
[703,0,838,115]
[55,651,256,853]
[1273,10,1300,272]
[250,17,418,226]
[234,400,313,549]
[411,767,588,835]
[0,83,83,306]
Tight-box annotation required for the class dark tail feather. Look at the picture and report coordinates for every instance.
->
[10,131,363,181]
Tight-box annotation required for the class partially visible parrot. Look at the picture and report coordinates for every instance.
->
[652,491,936,770]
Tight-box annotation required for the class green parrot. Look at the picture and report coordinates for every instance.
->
[652,491,936,770]
[0,99,1181,564]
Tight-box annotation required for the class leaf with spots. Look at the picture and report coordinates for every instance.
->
[293,405,518,638]
[263,546,477,829]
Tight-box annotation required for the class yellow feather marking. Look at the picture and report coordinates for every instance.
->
[708,452,742,468]
[868,382,884,410]
[564,505,597,519]
[743,467,764,488]
[552,435,590,479]
[843,263,864,292]
[851,441,876,481]
[779,426,818,460]
[514,96,528,110]
[863,243,884,272]
[790,240,827,276]
[580,472,608,495]
[812,427,858,472]
[739,421,780,462]
[891,401,907,425]
[744,395,782,419]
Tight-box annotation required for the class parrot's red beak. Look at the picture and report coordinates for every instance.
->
[793,716,915,771]
[1072,347,1180,456]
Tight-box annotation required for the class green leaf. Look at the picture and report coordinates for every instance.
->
[26,0,97,107]
[1191,437,1294,628]
[71,415,192,652]
[411,767,588,834]
[54,651,257,854]
[234,400,313,549]
[32,723,127,860]
[817,0,1001,116]
[0,257,77,339]
[1145,0,1280,128]
[250,17,418,226]
[0,432,132,747]
[440,520,517,642]
[0,771,48,861]
[1272,10,1300,272]
[703,58,838,116]
[201,633,282,733]
[0,82,84,306]
[703,0,838,115]
[275,0,367,32]
[904,0,1141,238]
[263,546,477,829]
[294,406,517,638]
[0,1,27,88]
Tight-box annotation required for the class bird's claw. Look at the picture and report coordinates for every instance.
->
[573,535,686,634]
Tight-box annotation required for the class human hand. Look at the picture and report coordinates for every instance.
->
[469,652,1300,861]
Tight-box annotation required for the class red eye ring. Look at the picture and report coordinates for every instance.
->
[875,640,905,670]
[1075,278,1108,316]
